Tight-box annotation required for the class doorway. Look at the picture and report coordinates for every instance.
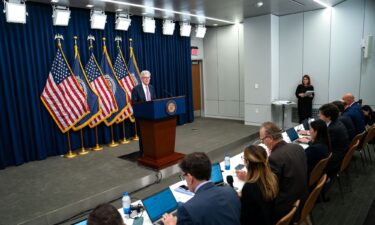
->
[192,60,203,117]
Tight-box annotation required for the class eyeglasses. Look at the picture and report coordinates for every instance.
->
[259,136,270,143]
[142,76,151,79]
[179,172,188,181]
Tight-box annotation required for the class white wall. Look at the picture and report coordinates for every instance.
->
[200,0,375,124]
[203,24,244,120]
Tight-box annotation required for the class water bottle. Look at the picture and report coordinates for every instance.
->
[224,153,230,170]
[122,192,131,218]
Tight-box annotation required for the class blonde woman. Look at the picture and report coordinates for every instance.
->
[236,145,278,225]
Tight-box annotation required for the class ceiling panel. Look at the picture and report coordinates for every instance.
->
[29,0,346,26]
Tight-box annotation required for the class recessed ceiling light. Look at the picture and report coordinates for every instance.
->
[256,1,264,7]
[213,24,218,26]
[51,0,59,3]
[101,0,235,24]
[142,12,147,15]
[86,4,94,8]
[116,8,123,12]
[313,0,331,8]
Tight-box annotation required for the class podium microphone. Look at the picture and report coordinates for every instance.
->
[162,89,174,98]
[226,175,234,188]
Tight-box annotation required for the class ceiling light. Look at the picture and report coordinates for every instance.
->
[163,20,175,35]
[51,0,59,3]
[213,24,218,26]
[4,1,27,24]
[195,25,206,38]
[116,8,123,12]
[256,1,264,7]
[313,0,331,8]
[90,10,107,30]
[52,6,71,26]
[86,4,94,8]
[115,13,131,31]
[180,22,191,37]
[143,17,155,33]
[101,0,235,24]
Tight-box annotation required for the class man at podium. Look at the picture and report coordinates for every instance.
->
[132,70,157,155]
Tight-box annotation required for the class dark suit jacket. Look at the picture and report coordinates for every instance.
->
[343,103,366,134]
[176,182,241,225]
[131,84,156,103]
[269,141,308,222]
[338,115,356,141]
[325,119,350,177]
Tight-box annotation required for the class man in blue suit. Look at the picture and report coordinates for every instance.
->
[342,93,365,135]
[131,70,157,155]
[162,152,241,225]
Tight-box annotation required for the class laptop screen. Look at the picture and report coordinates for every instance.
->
[142,188,178,222]
[210,163,224,185]
[286,128,299,142]
[302,119,310,130]
[72,219,87,225]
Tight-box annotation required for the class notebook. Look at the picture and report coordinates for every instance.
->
[286,127,299,142]
[211,163,224,185]
[142,188,178,225]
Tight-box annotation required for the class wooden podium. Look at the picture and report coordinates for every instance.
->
[133,96,186,170]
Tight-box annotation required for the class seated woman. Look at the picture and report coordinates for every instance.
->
[236,145,278,225]
[299,119,330,177]
[362,105,375,126]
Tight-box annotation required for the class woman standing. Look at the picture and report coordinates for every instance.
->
[236,145,278,225]
[295,75,314,123]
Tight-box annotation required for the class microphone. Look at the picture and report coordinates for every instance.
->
[226,175,234,188]
[162,89,174,98]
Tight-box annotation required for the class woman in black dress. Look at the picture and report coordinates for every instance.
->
[236,145,278,225]
[295,75,314,123]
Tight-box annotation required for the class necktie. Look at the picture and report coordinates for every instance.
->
[146,86,151,101]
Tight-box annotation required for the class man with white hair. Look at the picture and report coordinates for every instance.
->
[131,70,157,155]
[342,93,365,134]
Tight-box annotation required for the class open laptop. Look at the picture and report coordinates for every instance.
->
[210,163,224,186]
[142,188,178,225]
[286,127,300,142]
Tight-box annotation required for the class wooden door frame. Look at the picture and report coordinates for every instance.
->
[192,60,204,117]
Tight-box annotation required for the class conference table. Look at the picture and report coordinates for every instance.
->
[116,122,311,225]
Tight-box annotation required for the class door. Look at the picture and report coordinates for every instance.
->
[192,60,202,117]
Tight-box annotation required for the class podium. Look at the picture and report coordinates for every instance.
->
[133,96,186,169]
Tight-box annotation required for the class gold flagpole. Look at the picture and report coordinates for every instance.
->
[78,129,89,155]
[120,121,130,144]
[64,131,77,158]
[108,125,119,147]
[92,126,103,151]
[133,121,139,141]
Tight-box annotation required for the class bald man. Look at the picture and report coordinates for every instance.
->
[342,93,365,134]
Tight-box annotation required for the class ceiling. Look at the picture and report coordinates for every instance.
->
[30,0,346,26]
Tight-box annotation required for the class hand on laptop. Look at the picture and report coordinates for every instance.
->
[235,170,247,181]
[298,130,310,136]
[162,213,177,225]
[298,137,310,143]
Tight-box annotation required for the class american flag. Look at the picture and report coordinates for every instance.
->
[114,48,134,123]
[40,46,88,133]
[85,47,117,128]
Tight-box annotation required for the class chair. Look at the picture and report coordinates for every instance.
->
[336,140,359,199]
[295,174,327,225]
[309,152,332,187]
[351,131,367,167]
[275,199,300,225]
[362,125,375,164]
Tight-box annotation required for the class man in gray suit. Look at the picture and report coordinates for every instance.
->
[162,152,241,225]
[259,122,308,223]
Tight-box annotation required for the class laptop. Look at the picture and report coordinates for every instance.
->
[286,127,300,142]
[302,119,310,130]
[142,188,178,225]
[210,163,224,186]
[72,219,87,225]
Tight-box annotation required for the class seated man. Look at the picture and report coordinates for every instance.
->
[162,152,241,225]
[88,203,124,225]
[259,122,308,223]
[331,100,356,141]
[342,93,366,135]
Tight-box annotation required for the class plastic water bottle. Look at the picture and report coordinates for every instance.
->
[122,192,131,218]
[224,153,230,170]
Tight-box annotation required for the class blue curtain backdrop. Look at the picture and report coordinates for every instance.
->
[0,2,193,169]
